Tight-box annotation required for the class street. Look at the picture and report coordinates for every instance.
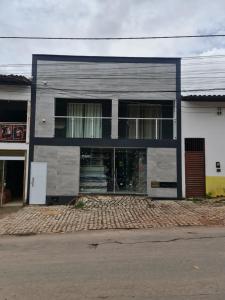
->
[0,227,225,299]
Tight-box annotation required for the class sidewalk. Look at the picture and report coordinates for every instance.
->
[0,206,22,220]
[0,196,225,235]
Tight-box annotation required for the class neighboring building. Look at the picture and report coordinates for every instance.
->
[182,95,225,198]
[0,75,31,206]
[28,54,181,204]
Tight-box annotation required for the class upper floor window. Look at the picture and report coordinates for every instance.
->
[54,99,175,140]
[67,103,102,138]
[55,99,111,138]
[118,101,175,140]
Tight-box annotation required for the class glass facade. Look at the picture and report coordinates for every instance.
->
[80,149,114,193]
[115,149,147,193]
[80,148,147,194]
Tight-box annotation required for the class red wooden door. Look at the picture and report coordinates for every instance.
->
[185,139,206,198]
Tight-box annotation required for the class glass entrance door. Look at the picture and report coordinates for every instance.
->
[80,148,147,194]
[115,149,147,194]
[80,148,114,193]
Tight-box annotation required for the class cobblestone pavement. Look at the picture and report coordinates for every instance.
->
[0,196,225,235]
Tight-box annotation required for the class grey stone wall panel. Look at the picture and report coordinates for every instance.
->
[34,146,80,196]
[147,148,177,198]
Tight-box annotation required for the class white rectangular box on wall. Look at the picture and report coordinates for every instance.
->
[29,162,47,205]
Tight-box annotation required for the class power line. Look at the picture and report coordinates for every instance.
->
[0,34,225,41]
[1,54,225,89]
[2,86,225,98]
[35,86,225,93]
[1,55,225,69]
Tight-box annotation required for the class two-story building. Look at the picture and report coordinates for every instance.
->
[28,55,181,204]
[0,75,31,206]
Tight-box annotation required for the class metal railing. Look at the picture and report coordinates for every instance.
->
[54,116,176,139]
[0,122,27,142]
[55,116,111,138]
[118,117,176,139]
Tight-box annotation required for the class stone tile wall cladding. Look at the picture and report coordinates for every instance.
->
[34,146,80,196]
[33,147,177,198]
[147,148,177,198]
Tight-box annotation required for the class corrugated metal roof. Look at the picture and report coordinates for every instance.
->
[0,74,31,86]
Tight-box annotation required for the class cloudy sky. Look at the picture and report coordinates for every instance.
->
[0,0,225,93]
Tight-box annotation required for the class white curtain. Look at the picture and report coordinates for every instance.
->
[140,105,161,139]
[67,103,83,138]
[128,104,139,139]
[67,103,102,138]
[84,103,102,138]
[128,104,161,139]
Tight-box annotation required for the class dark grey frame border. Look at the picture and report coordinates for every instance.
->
[176,59,182,199]
[182,95,225,102]
[27,54,38,204]
[31,54,180,64]
[32,138,177,147]
[28,54,182,204]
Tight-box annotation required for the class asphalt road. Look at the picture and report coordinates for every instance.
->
[1,227,225,300]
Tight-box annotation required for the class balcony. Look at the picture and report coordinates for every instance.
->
[118,100,175,140]
[54,100,175,140]
[118,118,175,139]
[55,116,111,138]
[0,123,27,142]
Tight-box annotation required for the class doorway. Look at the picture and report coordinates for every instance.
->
[0,160,24,206]
[80,148,147,194]
[185,138,206,198]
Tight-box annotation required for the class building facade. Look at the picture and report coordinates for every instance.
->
[0,75,31,206]
[28,55,181,204]
[182,95,225,198]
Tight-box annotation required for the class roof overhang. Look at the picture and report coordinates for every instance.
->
[0,74,31,86]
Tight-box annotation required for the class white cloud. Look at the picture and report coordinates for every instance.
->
[0,0,225,93]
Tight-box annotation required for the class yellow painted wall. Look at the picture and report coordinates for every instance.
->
[206,176,225,197]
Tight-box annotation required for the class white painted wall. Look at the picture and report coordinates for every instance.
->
[182,101,225,197]
[0,84,30,101]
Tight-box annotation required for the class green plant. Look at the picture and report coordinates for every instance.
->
[187,197,203,203]
[74,200,85,209]
[206,192,213,199]
[193,198,203,203]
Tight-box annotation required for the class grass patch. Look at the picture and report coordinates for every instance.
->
[206,192,213,199]
[74,200,85,209]
[187,197,204,203]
